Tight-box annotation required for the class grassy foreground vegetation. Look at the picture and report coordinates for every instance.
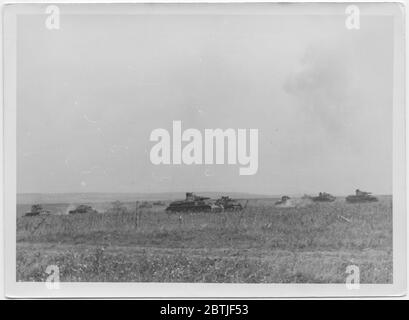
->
[16,197,392,283]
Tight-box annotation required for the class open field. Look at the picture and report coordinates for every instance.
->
[16,196,392,283]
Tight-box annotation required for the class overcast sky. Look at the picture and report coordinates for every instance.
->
[17,7,394,195]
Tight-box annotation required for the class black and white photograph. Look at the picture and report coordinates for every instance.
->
[1,1,406,298]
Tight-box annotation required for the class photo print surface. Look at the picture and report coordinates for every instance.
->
[11,3,402,288]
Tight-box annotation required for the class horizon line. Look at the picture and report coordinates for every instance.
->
[17,191,392,197]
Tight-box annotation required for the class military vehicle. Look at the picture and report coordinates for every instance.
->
[24,204,50,217]
[310,192,336,202]
[275,196,291,206]
[166,193,222,213]
[346,189,378,203]
[68,204,98,215]
[215,196,243,211]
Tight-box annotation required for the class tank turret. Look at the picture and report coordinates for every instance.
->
[165,193,222,213]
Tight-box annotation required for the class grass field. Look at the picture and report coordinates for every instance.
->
[16,196,392,283]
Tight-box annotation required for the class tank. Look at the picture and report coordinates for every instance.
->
[275,196,291,206]
[346,189,378,203]
[25,204,50,217]
[166,193,222,213]
[215,196,243,211]
[68,204,98,215]
[311,192,336,202]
